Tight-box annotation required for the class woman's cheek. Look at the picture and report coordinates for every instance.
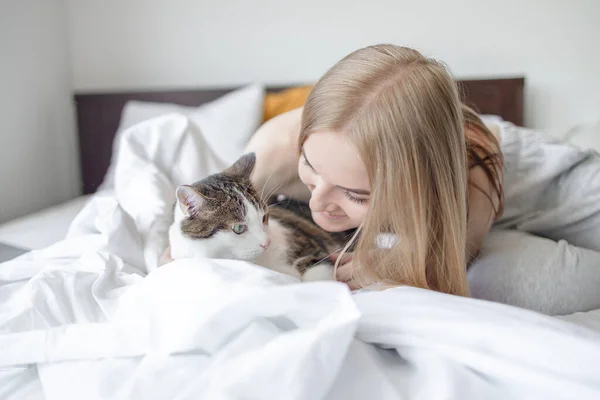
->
[298,162,312,186]
[347,203,370,226]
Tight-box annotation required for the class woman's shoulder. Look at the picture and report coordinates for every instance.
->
[465,122,500,154]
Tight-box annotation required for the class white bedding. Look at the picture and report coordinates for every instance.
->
[0,195,90,250]
[1,115,600,399]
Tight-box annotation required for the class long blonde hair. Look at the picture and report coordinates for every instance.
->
[299,44,474,296]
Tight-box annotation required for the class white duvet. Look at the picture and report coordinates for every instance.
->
[1,115,600,400]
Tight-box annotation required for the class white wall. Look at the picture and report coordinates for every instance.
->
[68,0,599,130]
[0,0,80,223]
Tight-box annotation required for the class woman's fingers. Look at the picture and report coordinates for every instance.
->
[335,262,354,282]
[334,257,362,290]
[336,263,361,290]
[329,252,354,265]
[346,280,361,290]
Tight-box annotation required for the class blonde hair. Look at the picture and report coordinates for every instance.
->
[299,44,486,296]
[463,104,504,221]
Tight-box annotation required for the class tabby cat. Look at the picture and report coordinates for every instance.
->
[168,153,349,281]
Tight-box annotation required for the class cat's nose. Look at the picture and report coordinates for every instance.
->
[260,239,271,249]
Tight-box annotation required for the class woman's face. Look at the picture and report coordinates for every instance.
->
[298,130,371,232]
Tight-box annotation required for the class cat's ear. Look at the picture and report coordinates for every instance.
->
[176,185,205,217]
[225,153,256,181]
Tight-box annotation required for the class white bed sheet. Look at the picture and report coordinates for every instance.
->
[0,195,90,250]
[1,115,600,399]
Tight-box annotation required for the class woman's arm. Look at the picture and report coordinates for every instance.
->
[467,167,499,261]
[244,107,310,201]
[466,125,504,262]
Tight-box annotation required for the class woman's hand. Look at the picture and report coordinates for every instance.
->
[158,245,174,267]
[330,252,361,290]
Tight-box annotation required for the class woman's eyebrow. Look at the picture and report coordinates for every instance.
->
[302,146,371,196]
[337,186,371,196]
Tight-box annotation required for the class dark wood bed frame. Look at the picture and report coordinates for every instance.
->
[74,77,524,194]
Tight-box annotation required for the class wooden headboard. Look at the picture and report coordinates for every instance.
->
[74,77,524,194]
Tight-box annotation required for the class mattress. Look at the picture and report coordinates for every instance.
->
[0,195,90,251]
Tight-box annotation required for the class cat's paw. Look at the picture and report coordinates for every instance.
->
[301,263,335,282]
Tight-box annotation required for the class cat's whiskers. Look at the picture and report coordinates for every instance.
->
[260,184,285,216]
[266,200,293,207]
[260,169,276,199]
[260,169,280,201]
[278,194,303,213]
[262,180,282,203]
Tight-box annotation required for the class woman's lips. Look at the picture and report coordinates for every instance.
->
[321,211,346,219]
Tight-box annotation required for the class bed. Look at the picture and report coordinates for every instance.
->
[0,195,91,251]
[0,78,525,255]
[3,77,600,400]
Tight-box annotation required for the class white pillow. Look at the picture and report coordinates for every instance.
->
[480,114,504,125]
[563,121,600,153]
[100,83,265,191]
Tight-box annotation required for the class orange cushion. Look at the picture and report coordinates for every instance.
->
[263,86,313,122]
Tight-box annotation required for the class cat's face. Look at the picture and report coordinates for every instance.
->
[171,153,271,261]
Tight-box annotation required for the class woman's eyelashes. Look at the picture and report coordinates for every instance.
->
[343,190,368,205]
[302,155,313,169]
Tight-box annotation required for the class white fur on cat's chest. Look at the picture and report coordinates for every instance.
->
[253,219,300,279]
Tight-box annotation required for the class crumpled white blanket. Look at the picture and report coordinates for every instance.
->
[1,115,600,400]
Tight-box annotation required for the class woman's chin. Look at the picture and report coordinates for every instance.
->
[312,211,353,232]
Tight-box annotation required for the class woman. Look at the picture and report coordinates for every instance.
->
[247,44,503,296]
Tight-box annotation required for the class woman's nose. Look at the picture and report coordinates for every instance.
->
[309,183,332,211]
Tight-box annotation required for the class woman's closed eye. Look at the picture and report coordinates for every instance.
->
[302,154,313,170]
[343,190,368,205]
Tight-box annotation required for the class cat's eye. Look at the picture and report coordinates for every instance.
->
[262,213,269,225]
[232,223,247,235]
